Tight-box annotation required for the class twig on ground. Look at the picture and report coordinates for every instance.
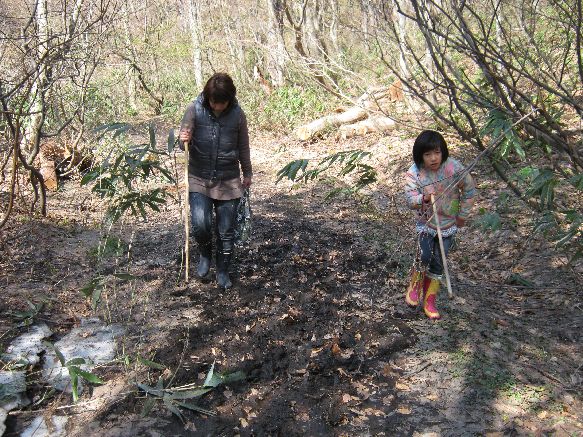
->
[403,362,432,377]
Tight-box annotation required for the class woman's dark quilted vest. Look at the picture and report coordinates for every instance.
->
[189,96,241,181]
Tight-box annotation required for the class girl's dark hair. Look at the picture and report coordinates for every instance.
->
[412,130,449,168]
[202,73,236,106]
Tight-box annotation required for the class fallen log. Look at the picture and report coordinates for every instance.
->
[296,83,402,140]
[296,105,368,141]
[339,116,396,139]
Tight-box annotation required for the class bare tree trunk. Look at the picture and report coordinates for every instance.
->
[360,0,376,43]
[328,0,339,53]
[225,27,245,74]
[421,0,439,106]
[121,3,139,111]
[24,0,49,165]
[283,0,335,88]
[266,0,286,86]
[393,1,420,112]
[575,0,583,84]
[187,0,204,90]
[304,0,325,58]
[128,73,138,112]
[218,0,247,82]
[67,0,85,40]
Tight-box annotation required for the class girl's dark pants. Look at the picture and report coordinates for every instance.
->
[418,232,455,277]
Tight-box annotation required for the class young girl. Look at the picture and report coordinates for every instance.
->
[404,130,476,319]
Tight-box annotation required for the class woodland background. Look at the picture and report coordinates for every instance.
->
[1,0,581,254]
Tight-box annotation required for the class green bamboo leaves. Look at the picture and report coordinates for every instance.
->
[137,361,245,421]
[81,123,175,225]
[43,342,104,403]
[276,149,377,197]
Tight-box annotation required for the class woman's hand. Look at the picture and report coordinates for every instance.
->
[179,130,191,142]
[242,176,252,189]
[456,216,466,227]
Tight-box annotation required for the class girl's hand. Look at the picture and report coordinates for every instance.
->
[423,186,435,204]
[456,216,466,227]
[242,176,252,188]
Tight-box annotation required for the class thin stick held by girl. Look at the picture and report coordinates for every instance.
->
[404,130,477,320]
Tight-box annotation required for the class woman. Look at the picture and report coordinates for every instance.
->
[179,73,252,289]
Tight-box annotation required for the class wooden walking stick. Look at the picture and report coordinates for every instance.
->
[184,141,190,282]
[431,194,453,298]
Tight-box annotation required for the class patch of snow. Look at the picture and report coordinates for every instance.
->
[0,370,30,411]
[2,323,52,366]
[42,318,124,393]
[20,415,69,437]
[0,407,7,436]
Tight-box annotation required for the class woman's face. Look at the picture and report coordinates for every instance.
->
[422,147,442,171]
[209,99,229,113]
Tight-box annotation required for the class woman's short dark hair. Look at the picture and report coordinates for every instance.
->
[202,73,236,106]
[412,130,449,168]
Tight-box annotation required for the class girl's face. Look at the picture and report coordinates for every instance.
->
[422,147,442,171]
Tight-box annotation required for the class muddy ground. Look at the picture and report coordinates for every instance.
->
[1,128,582,436]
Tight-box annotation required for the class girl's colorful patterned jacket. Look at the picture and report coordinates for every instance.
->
[405,158,476,232]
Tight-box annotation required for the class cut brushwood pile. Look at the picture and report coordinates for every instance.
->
[37,140,90,190]
[296,82,403,141]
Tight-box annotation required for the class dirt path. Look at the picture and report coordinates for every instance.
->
[1,130,582,436]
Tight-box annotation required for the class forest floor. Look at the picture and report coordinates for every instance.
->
[1,126,582,437]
